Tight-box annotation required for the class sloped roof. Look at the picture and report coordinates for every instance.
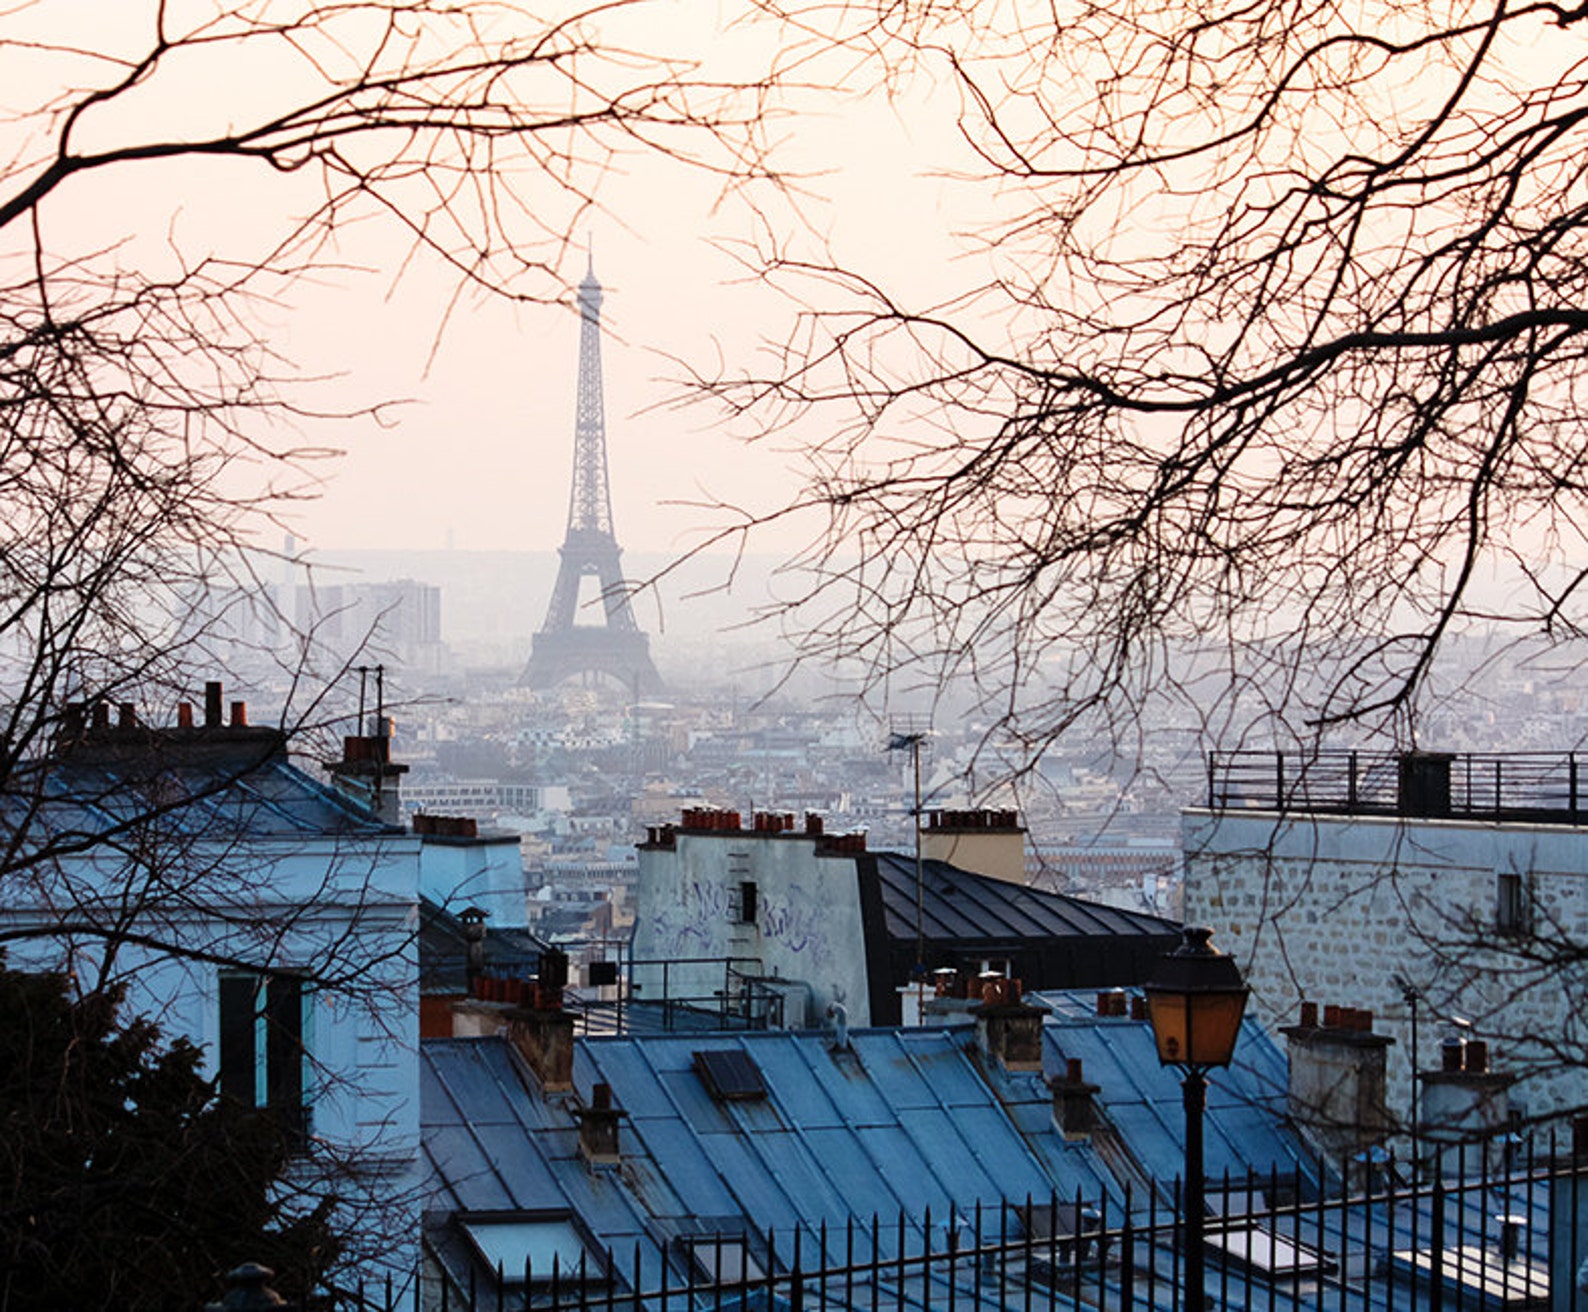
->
[869,853,1178,945]
[4,728,398,845]
[422,1024,1119,1288]
[419,898,550,995]
[1033,989,1312,1187]
[424,1016,1537,1312]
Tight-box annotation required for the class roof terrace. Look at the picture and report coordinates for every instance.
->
[1204,749,1588,824]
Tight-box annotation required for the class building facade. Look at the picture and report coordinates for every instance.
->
[1184,748,1588,1135]
[0,686,427,1282]
[634,808,1180,1029]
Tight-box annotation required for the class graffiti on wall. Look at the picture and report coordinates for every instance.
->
[646,873,845,980]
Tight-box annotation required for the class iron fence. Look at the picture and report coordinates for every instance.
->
[273,1135,1588,1312]
[1206,749,1588,823]
[562,956,786,1036]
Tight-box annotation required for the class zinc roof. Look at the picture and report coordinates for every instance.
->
[4,737,397,845]
[1033,990,1313,1189]
[422,1023,1119,1282]
[869,853,1178,945]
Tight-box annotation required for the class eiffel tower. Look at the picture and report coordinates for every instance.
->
[522,260,664,694]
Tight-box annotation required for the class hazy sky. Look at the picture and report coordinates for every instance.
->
[285,79,971,559]
[4,1,981,561]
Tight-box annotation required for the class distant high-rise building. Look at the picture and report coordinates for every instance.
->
[296,577,445,674]
[521,260,663,695]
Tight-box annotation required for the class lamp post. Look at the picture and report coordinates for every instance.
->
[1145,926,1250,1312]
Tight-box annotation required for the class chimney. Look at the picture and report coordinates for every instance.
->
[1095,989,1128,1017]
[459,906,488,984]
[1281,1000,1394,1175]
[1051,1057,1103,1140]
[975,981,1046,1073]
[322,717,409,825]
[60,702,87,741]
[502,948,578,1090]
[576,1082,627,1165]
[538,948,569,1002]
[1419,1035,1515,1177]
[934,967,964,998]
[177,702,194,729]
[508,998,576,1092]
[922,808,1026,884]
[204,681,223,728]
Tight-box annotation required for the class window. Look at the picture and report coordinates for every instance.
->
[460,1212,608,1286]
[219,970,310,1143]
[733,880,758,925]
[1496,871,1529,936]
[664,1218,767,1287]
[693,1048,767,1102]
[683,1237,764,1285]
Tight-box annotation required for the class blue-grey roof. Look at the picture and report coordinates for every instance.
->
[422,1019,1549,1312]
[420,899,550,994]
[870,854,1179,944]
[423,1024,1119,1283]
[1033,989,1313,1190]
[6,729,397,844]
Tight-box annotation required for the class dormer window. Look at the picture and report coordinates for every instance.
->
[459,1210,610,1288]
[684,1236,764,1285]
[665,1217,768,1287]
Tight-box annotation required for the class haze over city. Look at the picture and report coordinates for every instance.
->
[8,3,1588,1308]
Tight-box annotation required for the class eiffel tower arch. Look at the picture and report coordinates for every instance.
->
[522,261,664,695]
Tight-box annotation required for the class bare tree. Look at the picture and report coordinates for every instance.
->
[705,0,1588,764]
[0,0,778,773]
[0,1,785,1287]
[700,1,1588,1141]
[0,0,788,919]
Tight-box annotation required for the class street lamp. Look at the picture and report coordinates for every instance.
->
[1144,926,1249,1312]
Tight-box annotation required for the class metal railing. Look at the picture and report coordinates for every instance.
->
[1206,749,1588,823]
[565,955,778,1035]
[358,1136,1580,1312]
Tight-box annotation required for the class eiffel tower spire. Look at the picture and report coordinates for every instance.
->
[522,261,663,693]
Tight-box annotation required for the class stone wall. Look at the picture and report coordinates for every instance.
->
[1182,808,1588,1128]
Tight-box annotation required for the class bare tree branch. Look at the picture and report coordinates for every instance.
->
[704,0,1588,759]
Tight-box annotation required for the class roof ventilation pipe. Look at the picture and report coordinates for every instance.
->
[1052,1057,1102,1140]
[827,1001,849,1051]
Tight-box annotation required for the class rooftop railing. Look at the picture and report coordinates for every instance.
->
[1205,749,1588,822]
